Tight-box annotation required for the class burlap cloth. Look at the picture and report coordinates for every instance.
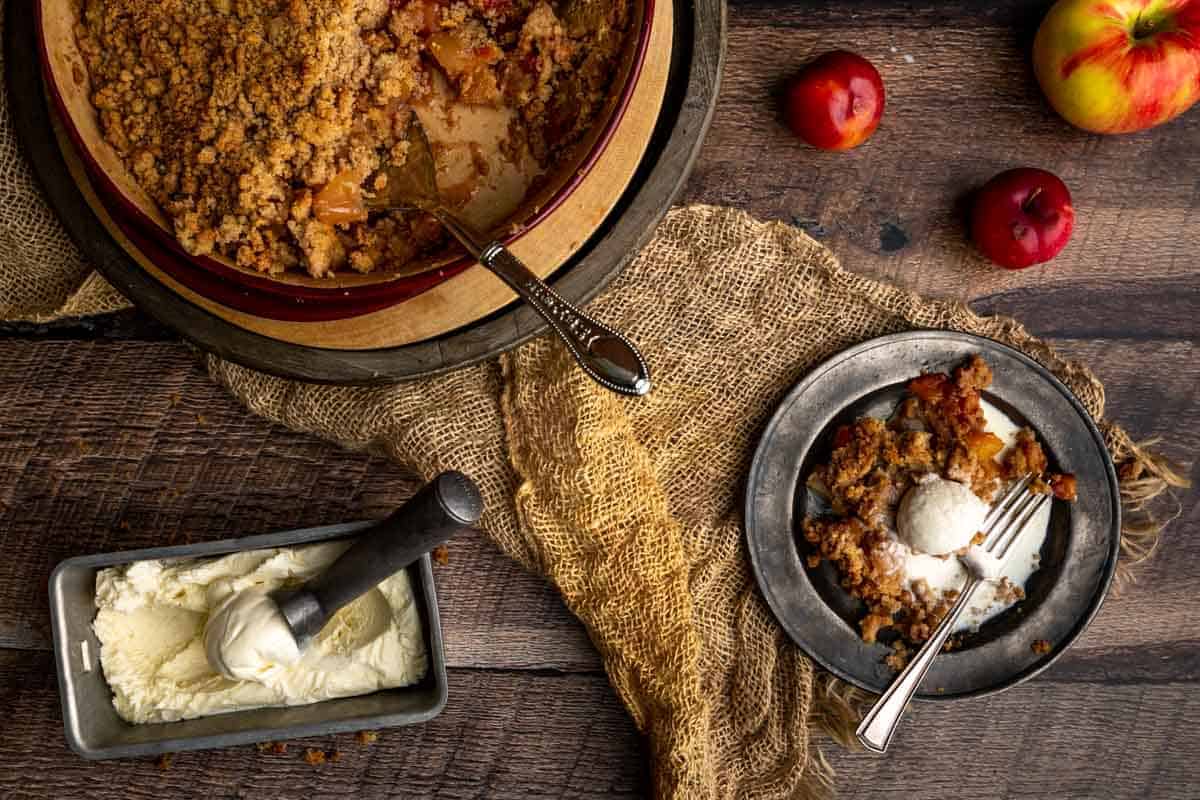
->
[1,22,1189,797]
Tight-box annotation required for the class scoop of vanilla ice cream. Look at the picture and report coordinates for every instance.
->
[203,588,301,682]
[897,477,989,556]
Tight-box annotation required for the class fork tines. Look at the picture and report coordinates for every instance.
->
[983,474,1051,561]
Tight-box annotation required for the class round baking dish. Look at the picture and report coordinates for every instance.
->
[36,0,659,323]
[10,0,724,380]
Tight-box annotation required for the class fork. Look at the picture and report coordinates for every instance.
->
[856,475,1051,753]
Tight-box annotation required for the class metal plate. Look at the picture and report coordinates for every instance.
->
[49,522,447,759]
[745,331,1120,699]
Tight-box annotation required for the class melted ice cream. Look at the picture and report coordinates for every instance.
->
[885,400,1051,633]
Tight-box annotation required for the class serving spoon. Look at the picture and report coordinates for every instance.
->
[366,116,651,397]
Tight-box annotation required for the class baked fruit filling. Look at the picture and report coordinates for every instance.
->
[75,0,631,277]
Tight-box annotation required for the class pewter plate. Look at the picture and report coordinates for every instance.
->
[744,331,1120,699]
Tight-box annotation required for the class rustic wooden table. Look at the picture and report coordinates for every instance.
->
[2,1,1197,797]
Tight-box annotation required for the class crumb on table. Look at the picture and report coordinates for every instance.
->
[1118,459,1145,481]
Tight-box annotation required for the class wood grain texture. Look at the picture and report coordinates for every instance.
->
[685,0,1200,305]
[2,0,1199,796]
[829,681,1200,800]
[0,649,648,799]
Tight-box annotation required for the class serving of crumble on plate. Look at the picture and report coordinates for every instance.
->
[802,355,1077,666]
[744,332,1120,698]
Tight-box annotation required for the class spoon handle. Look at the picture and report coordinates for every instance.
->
[278,472,482,643]
[437,212,652,397]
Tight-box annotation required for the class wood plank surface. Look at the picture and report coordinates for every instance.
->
[3,0,1200,797]
[0,650,649,800]
[685,0,1200,303]
[0,335,1196,797]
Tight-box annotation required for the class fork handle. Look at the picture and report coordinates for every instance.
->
[435,210,651,397]
[856,576,982,753]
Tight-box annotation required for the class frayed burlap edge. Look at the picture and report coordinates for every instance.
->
[1104,427,1191,593]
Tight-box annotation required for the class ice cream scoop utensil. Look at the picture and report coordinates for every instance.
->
[276,471,482,646]
[856,476,1050,753]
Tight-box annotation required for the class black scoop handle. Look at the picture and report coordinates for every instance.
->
[277,471,482,643]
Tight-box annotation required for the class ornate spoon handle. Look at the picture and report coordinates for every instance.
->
[437,211,651,397]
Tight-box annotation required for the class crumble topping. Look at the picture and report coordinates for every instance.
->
[804,355,1076,651]
[75,0,629,277]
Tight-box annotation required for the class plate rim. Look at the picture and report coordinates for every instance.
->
[744,329,1121,700]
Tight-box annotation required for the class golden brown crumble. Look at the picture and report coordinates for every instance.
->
[884,640,910,671]
[1031,638,1053,655]
[304,747,327,766]
[994,576,1025,605]
[1049,472,1078,501]
[356,730,379,745]
[804,355,1076,652]
[75,0,629,277]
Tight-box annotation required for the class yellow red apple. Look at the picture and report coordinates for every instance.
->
[1033,0,1200,134]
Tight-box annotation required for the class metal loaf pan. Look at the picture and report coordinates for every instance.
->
[48,521,448,760]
